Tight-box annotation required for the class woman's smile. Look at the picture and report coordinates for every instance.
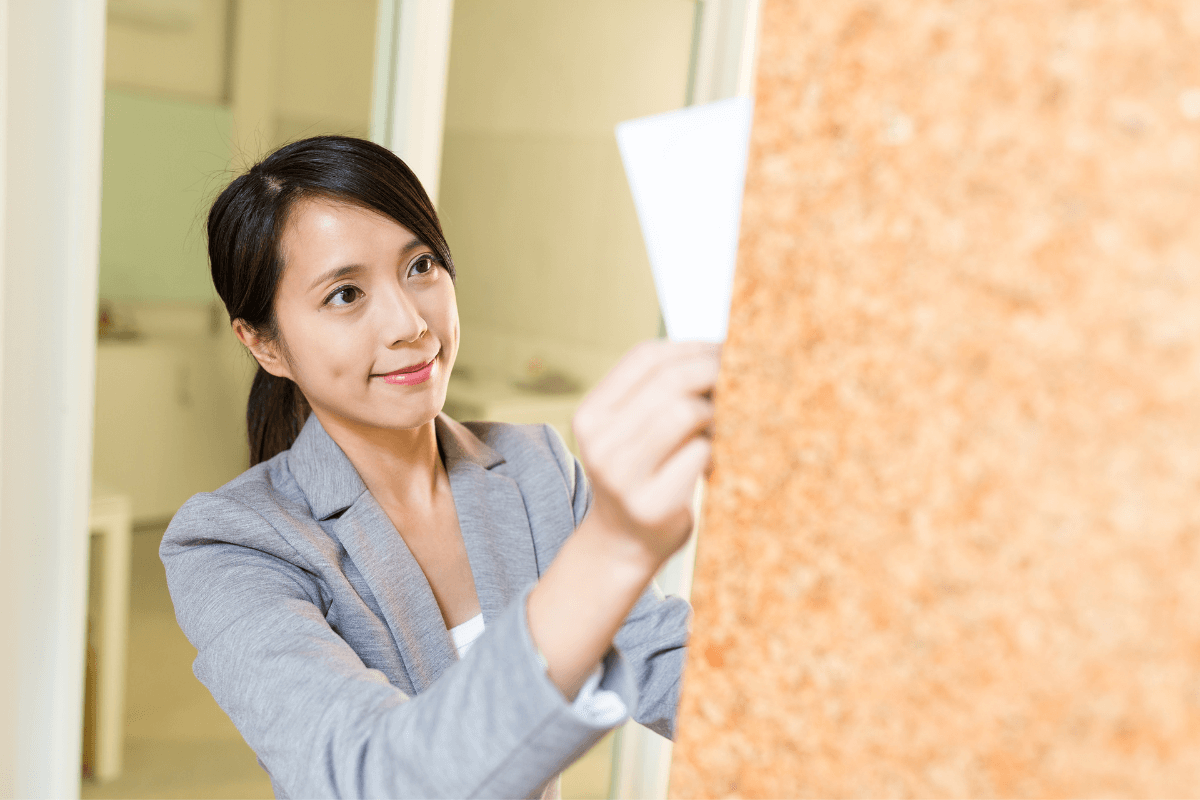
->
[376,351,439,386]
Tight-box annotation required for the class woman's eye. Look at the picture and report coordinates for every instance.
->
[409,255,436,277]
[326,285,362,306]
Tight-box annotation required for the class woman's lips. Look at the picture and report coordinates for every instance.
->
[379,355,436,386]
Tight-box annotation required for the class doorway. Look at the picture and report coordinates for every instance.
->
[80,1,738,797]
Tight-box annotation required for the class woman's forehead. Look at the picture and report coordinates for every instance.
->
[283,196,418,247]
[278,198,426,284]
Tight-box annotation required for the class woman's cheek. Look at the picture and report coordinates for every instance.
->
[318,330,361,381]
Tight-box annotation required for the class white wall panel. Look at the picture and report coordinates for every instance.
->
[0,1,106,796]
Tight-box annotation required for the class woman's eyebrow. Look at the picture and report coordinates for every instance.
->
[397,238,426,259]
[309,264,364,292]
[307,238,427,292]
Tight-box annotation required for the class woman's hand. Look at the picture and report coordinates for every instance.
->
[526,340,720,703]
[572,339,722,570]
[528,338,715,700]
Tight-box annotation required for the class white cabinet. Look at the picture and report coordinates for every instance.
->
[92,335,251,523]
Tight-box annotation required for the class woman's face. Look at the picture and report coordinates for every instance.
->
[248,197,459,435]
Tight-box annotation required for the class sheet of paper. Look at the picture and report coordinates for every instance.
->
[616,96,754,343]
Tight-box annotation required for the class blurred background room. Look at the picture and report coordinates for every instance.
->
[76,1,759,798]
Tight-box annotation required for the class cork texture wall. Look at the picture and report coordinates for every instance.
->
[669,0,1200,796]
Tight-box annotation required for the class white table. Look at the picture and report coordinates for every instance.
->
[86,483,133,782]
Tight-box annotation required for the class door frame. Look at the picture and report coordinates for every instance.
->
[0,1,108,797]
[370,0,456,207]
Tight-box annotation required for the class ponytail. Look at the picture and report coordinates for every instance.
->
[246,366,311,466]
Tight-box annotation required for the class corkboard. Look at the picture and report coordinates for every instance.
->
[669,0,1200,796]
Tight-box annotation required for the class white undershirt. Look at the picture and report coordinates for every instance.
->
[448,613,627,725]
[449,612,486,657]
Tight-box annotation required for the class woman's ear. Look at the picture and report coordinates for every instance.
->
[232,319,294,380]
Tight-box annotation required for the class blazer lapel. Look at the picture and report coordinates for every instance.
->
[288,412,541,695]
[437,415,541,628]
[329,494,457,694]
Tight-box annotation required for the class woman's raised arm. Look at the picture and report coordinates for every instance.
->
[526,339,720,701]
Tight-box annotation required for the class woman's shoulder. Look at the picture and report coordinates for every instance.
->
[453,418,578,481]
[450,418,591,532]
[163,451,312,550]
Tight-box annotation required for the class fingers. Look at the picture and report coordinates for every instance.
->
[599,343,719,479]
[629,436,712,532]
[602,391,714,489]
[574,341,721,455]
[572,339,721,560]
[582,340,720,421]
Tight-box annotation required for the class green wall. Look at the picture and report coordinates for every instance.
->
[99,90,232,302]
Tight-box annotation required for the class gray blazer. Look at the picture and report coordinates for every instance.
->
[160,412,692,799]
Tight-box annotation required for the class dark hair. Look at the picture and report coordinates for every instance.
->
[207,135,455,466]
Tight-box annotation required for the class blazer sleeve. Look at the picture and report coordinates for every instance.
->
[160,492,637,800]
[541,425,694,741]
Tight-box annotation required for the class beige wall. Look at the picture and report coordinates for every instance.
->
[105,0,230,104]
[106,0,378,160]
[439,0,697,388]
[273,0,378,146]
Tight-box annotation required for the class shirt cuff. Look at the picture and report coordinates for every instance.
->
[519,581,636,731]
[569,661,630,727]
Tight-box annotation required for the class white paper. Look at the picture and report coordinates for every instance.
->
[616,96,753,343]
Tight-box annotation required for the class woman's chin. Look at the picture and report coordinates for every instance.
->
[380,390,451,431]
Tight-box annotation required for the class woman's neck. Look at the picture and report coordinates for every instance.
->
[314,410,446,511]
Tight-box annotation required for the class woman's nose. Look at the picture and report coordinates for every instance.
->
[377,284,428,345]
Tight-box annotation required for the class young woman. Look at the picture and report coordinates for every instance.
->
[161,135,720,799]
